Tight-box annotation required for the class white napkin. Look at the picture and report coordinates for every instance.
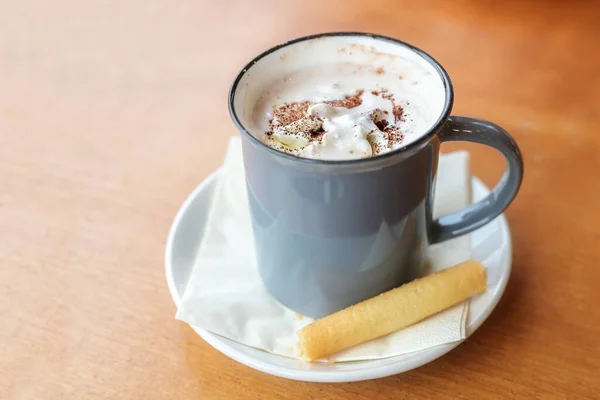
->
[176,137,472,362]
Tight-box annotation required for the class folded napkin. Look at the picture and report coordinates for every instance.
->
[176,137,472,362]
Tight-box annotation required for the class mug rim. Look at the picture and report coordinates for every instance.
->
[228,32,454,166]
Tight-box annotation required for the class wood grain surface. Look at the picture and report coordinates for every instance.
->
[1,0,599,399]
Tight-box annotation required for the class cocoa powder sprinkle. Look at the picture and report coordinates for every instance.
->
[269,101,312,131]
[324,90,364,108]
[266,88,406,151]
[393,105,404,122]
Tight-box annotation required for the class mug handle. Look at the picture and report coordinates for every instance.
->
[430,116,524,244]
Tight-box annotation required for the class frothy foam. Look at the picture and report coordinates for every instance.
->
[233,36,446,160]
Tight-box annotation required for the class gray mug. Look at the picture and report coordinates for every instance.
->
[229,32,523,319]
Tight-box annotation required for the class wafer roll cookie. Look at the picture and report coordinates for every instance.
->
[297,260,487,361]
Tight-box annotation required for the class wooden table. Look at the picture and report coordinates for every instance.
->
[2,1,599,398]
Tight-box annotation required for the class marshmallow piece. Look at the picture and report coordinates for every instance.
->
[273,116,322,149]
[308,103,337,118]
[273,131,310,148]
[367,130,389,151]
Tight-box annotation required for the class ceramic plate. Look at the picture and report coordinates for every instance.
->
[165,171,511,382]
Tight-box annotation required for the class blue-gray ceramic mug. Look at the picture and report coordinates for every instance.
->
[229,32,523,319]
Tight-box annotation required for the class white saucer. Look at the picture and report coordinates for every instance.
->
[165,170,512,382]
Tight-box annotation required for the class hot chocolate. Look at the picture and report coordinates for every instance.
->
[233,36,446,160]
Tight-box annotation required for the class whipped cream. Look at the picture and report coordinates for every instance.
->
[269,91,404,159]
